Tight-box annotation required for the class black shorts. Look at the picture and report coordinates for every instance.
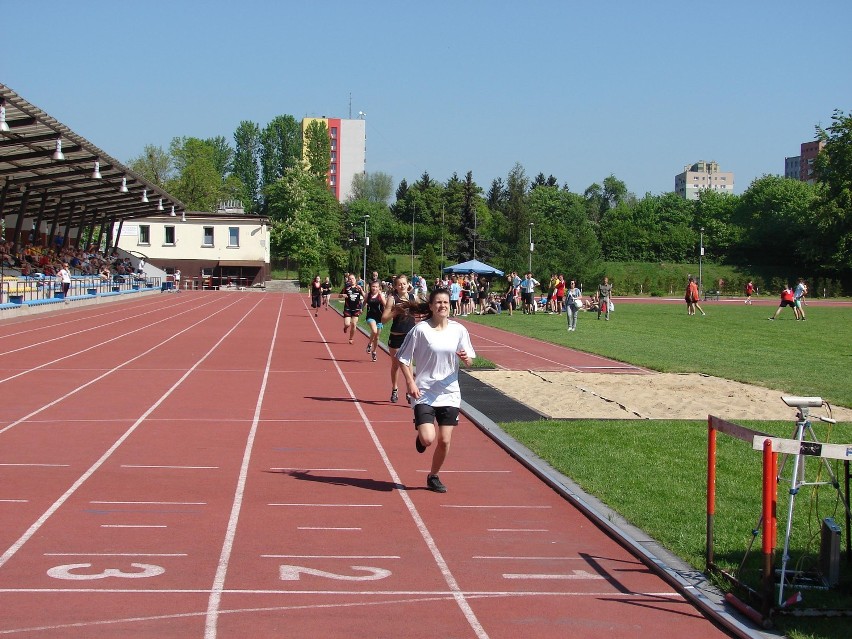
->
[414,404,459,427]
[343,309,362,318]
[779,299,796,308]
[522,291,534,304]
[388,332,409,349]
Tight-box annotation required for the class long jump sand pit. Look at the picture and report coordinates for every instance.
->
[467,370,852,421]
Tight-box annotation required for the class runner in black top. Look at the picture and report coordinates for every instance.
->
[339,273,365,344]
[310,275,322,316]
[320,276,332,310]
[364,281,386,362]
[381,274,416,402]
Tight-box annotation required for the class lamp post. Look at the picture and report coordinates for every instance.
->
[699,227,704,298]
[362,214,370,285]
[528,222,534,273]
[411,202,415,278]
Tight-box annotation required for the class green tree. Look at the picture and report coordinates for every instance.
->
[418,243,439,281]
[303,120,331,184]
[812,109,852,286]
[127,144,173,187]
[167,137,240,212]
[205,135,233,179]
[233,121,262,212]
[260,115,302,203]
[456,171,483,261]
[349,171,394,203]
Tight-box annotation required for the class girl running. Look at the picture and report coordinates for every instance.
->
[381,274,416,403]
[321,276,332,310]
[364,280,386,362]
[310,275,322,316]
[396,287,476,493]
[339,274,365,344]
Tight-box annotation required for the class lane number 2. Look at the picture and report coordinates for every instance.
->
[279,565,391,581]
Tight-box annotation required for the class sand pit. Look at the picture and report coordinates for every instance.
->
[467,370,852,422]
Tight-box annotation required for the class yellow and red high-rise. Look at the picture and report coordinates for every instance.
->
[301,117,366,201]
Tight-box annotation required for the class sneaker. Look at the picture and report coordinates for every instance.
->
[768,317,774,321]
[366,344,372,353]
[390,388,399,403]
[801,317,806,321]
[415,435,426,454]
[371,352,377,362]
[405,393,412,404]
[426,474,447,493]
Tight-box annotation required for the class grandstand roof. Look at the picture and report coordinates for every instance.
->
[0,83,185,237]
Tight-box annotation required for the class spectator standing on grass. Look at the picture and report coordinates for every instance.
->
[565,279,582,332]
[520,272,539,314]
[449,276,461,316]
[769,283,796,320]
[794,278,808,321]
[685,276,706,316]
[396,287,476,494]
[597,276,613,320]
[744,280,755,304]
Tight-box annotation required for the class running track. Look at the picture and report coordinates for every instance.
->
[0,292,735,638]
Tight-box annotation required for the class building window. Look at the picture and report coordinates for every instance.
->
[331,127,338,137]
[138,225,150,245]
[164,226,175,246]
[331,152,336,161]
[228,227,239,248]
[203,227,214,247]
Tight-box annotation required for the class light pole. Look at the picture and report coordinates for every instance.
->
[699,227,704,297]
[440,204,445,272]
[411,202,415,277]
[528,222,534,273]
[362,214,370,285]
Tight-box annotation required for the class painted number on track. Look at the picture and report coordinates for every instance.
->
[47,563,165,580]
[279,565,391,581]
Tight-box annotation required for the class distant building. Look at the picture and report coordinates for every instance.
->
[675,161,734,200]
[784,155,801,180]
[301,117,366,201]
[784,139,825,183]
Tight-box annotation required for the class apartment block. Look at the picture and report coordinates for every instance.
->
[301,116,366,201]
[675,160,734,200]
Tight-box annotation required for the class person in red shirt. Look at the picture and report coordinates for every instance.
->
[685,276,706,316]
[744,280,755,305]
[768,284,796,320]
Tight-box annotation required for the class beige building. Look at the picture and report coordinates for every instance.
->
[675,161,734,200]
[113,202,270,288]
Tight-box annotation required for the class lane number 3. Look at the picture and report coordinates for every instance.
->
[47,563,165,580]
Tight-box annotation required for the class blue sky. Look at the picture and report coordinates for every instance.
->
[4,0,851,197]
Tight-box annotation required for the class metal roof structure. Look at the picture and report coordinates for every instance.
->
[0,83,185,249]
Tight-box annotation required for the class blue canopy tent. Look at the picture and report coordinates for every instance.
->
[441,259,504,277]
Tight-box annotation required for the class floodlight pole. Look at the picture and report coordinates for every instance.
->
[362,214,369,284]
[528,222,534,273]
[699,227,704,298]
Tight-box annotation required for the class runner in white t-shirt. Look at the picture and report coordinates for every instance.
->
[396,288,475,493]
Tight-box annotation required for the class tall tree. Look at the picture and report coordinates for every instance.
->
[233,121,262,212]
[303,120,331,184]
[812,109,852,285]
[205,135,233,179]
[260,115,301,199]
[127,144,173,187]
[349,171,394,203]
[456,171,483,261]
[167,137,243,212]
[504,162,530,250]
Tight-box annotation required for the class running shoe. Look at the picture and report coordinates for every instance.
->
[372,352,377,362]
[415,435,426,454]
[390,388,399,403]
[426,474,446,493]
[366,344,372,353]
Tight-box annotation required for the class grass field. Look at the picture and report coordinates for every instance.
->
[463,301,852,408]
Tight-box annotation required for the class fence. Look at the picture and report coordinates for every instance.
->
[1,275,162,305]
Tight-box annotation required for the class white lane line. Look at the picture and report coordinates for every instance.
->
[204,298,281,639]
[0,296,224,386]
[442,505,552,509]
[268,503,382,508]
[44,553,188,557]
[261,555,400,559]
[488,529,549,532]
[503,571,606,581]
[415,469,510,474]
[474,556,583,560]
[0,297,244,436]
[90,501,207,505]
[0,297,263,572]
[270,467,367,472]
[100,525,167,529]
[0,591,682,636]
[120,465,219,470]
[0,463,69,467]
[0,499,29,503]
[308,302,490,639]
[297,527,362,531]
[0,587,680,596]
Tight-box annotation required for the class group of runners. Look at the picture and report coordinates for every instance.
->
[312,272,475,494]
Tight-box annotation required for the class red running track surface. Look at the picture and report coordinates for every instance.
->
[0,292,733,638]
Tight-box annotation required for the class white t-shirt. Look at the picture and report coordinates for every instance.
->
[58,268,71,284]
[396,320,476,408]
[794,282,807,300]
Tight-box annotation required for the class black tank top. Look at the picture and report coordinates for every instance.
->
[365,292,384,321]
[390,291,415,334]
